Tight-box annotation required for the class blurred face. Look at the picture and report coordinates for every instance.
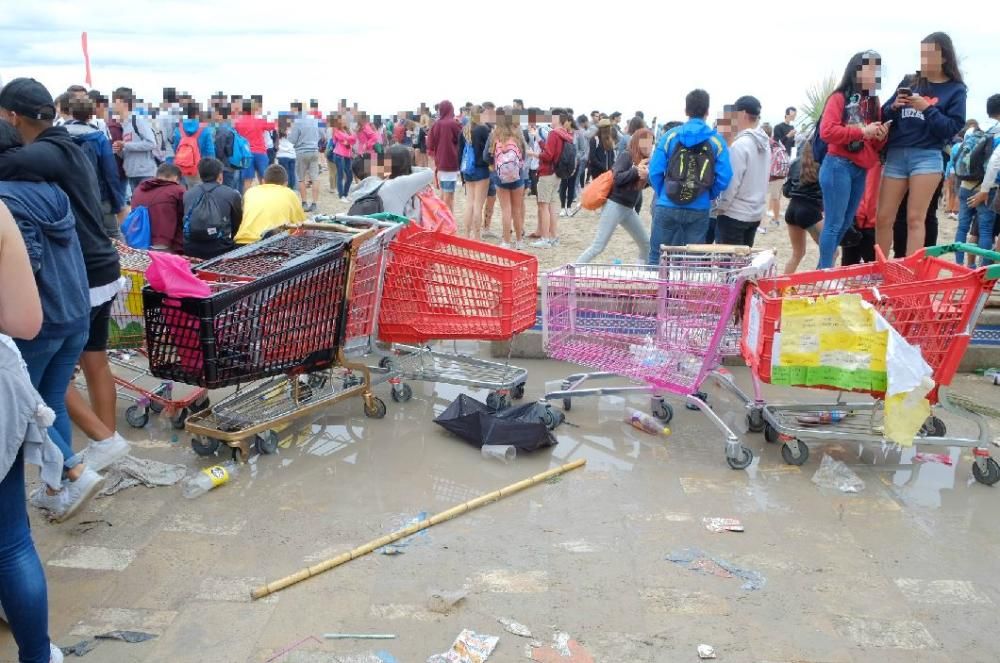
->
[857,59,881,93]
[717,112,735,144]
[112,97,128,117]
[637,136,653,158]
[551,113,560,127]
[786,109,797,122]
[921,42,944,76]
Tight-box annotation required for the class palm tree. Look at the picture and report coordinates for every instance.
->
[799,74,838,135]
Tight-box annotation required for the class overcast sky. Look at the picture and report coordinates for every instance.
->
[2,2,999,127]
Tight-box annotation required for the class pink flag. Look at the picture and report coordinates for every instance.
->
[81,32,92,87]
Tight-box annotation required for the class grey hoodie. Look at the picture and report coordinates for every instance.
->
[349,167,435,218]
[715,126,771,223]
[120,112,158,178]
[289,114,320,154]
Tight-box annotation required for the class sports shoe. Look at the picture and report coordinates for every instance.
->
[301,201,308,210]
[81,433,129,472]
[309,202,319,212]
[500,241,512,249]
[558,208,567,217]
[569,204,581,217]
[483,229,500,240]
[530,238,553,248]
[51,643,64,663]
[340,196,350,204]
[30,484,68,519]
[514,240,526,250]
[550,237,561,247]
[58,467,104,522]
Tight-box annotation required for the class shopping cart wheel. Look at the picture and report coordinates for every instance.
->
[764,422,780,444]
[921,416,947,437]
[391,383,413,403]
[148,400,165,415]
[652,399,674,424]
[513,382,526,400]
[685,391,709,411]
[364,397,387,419]
[562,398,572,412]
[378,356,397,371]
[192,396,211,413]
[191,436,221,457]
[171,408,190,430]
[727,446,754,470]
[255,430,280,455]
[781,439,810,466]
[541,406,565,431]
[747,409,765,433]
[487,391,511,411]
[125,405,150,429]
[972,457,1000,486]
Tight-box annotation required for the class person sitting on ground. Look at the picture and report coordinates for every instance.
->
[234,164,306,244]
[348,145,434,218]
[183,158,243,259]
[130,162,186,253]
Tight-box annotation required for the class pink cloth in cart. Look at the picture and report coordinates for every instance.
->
[146,253,211,298]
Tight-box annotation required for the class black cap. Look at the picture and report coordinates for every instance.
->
[733,95,761,117]
[0,78,56,121]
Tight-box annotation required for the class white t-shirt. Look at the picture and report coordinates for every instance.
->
[276,138,296,160]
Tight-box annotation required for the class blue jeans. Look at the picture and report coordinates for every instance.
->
[15,331,89,470]
[335,154,353,198]
[221,169,242,193]
[955,187,997,265]
[277,157,297,190]
[649,205,710,264]
[818,155,867,269]
[0,449,52,663]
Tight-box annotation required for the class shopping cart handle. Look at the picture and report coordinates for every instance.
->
[924,243,1000,279]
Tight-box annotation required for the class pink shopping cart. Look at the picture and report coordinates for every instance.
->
[542,246,773,468]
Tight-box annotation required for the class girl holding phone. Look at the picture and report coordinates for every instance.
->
[876,32,968,256]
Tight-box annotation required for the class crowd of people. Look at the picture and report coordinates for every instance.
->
[1,27,999,663]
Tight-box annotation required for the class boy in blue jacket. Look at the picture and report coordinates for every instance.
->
[647,89,732,264]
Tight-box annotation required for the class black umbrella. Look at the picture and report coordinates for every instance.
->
[434,394,562,451]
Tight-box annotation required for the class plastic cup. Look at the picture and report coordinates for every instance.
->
[481,445,516,463]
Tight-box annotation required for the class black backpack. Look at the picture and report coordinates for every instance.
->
[183,185,229,242]
[554,136,578,179]
[214,125,235,167]
[665,138,716,205]
[347,182,386,216]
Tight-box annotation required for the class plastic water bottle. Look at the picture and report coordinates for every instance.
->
[625,408,671,436]
[796,410,849,425]
[182,461,238,499]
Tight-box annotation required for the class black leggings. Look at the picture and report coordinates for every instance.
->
[892,183,941,258]
[558,165,579,208]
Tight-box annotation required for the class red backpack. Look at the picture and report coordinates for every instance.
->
[175,123,204,176]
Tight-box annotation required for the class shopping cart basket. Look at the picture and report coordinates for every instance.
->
[182,222,394,460]
[375,232,536,409]
[542,248,775,468]
[144,230,352,389]
[742,243,1000,484]
[96,243,210,429]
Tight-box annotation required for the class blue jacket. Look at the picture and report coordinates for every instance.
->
[172,119,216,159]
[0,181,89,339]
[648,118,731,210]
[64,121,125,214]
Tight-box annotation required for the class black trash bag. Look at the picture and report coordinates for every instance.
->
[434,394,561,451]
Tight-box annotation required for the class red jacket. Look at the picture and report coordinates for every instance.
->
[819,93,885,170]
[428,100,462,172]
[539,127,574,177]
[131,178,185,253]
[854,162,881,230]
[234,114,276,155]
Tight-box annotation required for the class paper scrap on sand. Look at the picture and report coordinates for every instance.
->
[498,617,532,637]
[665,548,766,591]
[530,632,594,663]
[702,517,744,533]
[426,629,498,663]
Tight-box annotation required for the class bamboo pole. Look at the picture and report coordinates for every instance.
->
[251,458,587,600]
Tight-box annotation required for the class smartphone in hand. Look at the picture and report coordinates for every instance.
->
[897,87,912,97]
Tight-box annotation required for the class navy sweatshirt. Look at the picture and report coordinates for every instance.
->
[0,181,89,338]
[882,77,967,151]
[0,127,121,289]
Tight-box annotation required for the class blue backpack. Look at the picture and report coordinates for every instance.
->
[230,129,253,170]
[121,205,151,249]
[460,139,476,175]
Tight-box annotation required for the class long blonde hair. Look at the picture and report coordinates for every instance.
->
[487,106,526,153]
[463,105,482,141]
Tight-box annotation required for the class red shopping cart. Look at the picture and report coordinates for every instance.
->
[741,244,1000,484]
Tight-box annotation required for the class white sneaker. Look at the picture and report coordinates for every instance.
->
[558,209,568,217]
[530,238,553,248]
[550,237,560,247]
[82,433,129,472]
[500,241,512,249]
[483,229,500,240]
[30,484,68,519]
[340,196,350,204]
[514,240,526,250]
[569,204,581,217]
[51,643,64,663]
[59,467,104,522]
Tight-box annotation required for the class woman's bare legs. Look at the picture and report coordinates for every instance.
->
[875,177,909,255]
[904,173,943,255]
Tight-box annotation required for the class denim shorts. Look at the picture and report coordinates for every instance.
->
[490,171,523,191]
[439,176,457,193]
[882,146,945,179]
[464,166,490,183]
